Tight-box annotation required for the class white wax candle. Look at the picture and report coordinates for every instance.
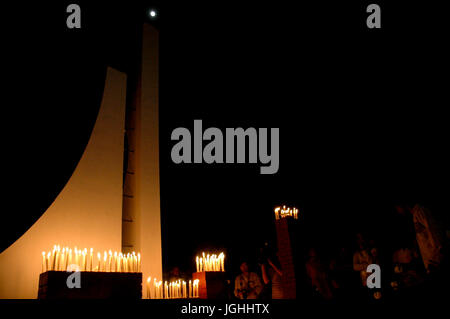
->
[103,252,107,272]
[108,250,112,272]
[89,248,93,271]
[55,249,60,271]
[42,252,46,273]
[47,252,51,271]
[67,249,72,270]
[82,251,86,271]
[96,252,101,271]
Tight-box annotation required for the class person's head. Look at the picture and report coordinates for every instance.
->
[308,247,317,258]
[171,266,180,276]
[240,261,249,274]
[394,202,414,215]
[356,233,367,250]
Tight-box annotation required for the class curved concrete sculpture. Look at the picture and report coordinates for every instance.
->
[0,67,127,298]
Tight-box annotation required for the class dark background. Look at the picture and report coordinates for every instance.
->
[1,1,448,281]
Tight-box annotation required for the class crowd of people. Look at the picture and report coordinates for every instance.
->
[231,203,447,301]
[167,203,448,301]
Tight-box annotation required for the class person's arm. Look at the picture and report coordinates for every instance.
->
[260,264,270,285]
[234,276,241,298]
[268,258,282,276]
[353,252,366,271]
[252,273,263,296]
[306,263,320,288]
[392,250,398,264]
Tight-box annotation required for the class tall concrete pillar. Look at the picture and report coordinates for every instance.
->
[121,23,162,287]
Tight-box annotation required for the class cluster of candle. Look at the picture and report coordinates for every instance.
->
[41,245,141,273]
[195,252,225,272]
[146,277,199,299]
[274,205,299,220]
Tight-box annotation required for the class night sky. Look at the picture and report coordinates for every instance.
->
[2,1,448,280]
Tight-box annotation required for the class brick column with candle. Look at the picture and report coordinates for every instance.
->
[275,209,299,299]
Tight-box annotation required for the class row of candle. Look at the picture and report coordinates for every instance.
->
[274,205,299,220]
[146,277,199,299]
[196,252,225,272]
[41,245,141,273]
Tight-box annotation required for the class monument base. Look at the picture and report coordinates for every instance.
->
[38,271,142,299]
[192,271,227,299]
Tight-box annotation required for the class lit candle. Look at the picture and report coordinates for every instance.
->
[108,250,112,272]
[95,252,100,271]
[202,252,206,271]
[113,252,117,272]
[74,248,78,269]
[165,281,168,299]
[129,253,133,272]
[42,252,46,273]
[189,280,192,298]
[82,250,86,271]
[147,277,151,299]
[137,253,141,272]
[67,249,72,270]
[60,248,65,271]
[89,248,93,271]
[46,252,51,271]
[103,252,107,272]
[55,246,60,271]
[83,248,87,271]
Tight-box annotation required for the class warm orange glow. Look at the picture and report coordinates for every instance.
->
[41,245,141,273]
[274,205,299,220]
[195,251,225,272]
[145,276,198,299]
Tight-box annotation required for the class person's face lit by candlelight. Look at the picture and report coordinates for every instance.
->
[240,262,249,274]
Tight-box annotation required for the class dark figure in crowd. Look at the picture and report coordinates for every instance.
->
[234,261,263,299]
[395,204,445,274]
[305,248,333,300]
[353,233,384,300]
[168,266,186,282]
[329,246,356,298]
[353,233,372,288]
[260,252,284,299]
[391,238,425,289]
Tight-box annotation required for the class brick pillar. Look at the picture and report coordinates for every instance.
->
[275,217,297,299]
[192,272,227,299]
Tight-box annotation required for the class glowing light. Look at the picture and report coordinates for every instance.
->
[195,251,225,272]
[40,245,141,273]
[149,10,157,18]
[274,205,299,220]
[145,276,198,299]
